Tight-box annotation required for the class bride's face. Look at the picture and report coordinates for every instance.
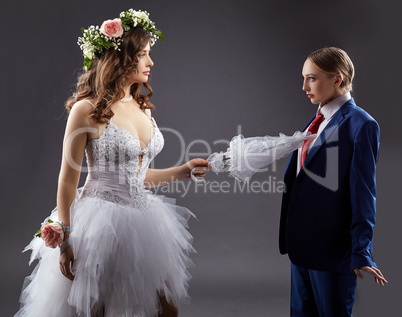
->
[302,59,342,106]
[128,42,154,84]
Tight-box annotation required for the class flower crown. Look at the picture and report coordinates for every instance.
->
[78,9,164,70]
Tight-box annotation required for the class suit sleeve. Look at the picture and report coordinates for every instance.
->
[350,119,380,269]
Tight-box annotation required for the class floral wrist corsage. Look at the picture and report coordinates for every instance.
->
[35,219,71,253]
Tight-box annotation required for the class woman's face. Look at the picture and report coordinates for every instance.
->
[129,42,154,84]
[302,59,342,106]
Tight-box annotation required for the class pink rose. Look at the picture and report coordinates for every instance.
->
[100,18,124,38]
[41,223,64,248]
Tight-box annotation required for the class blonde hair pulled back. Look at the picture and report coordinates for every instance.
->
[308,47,355,93]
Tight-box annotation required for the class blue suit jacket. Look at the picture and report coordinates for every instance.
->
[279,98,379,273]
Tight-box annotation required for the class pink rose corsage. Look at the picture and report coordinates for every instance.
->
[35,219,70,251]
[99,18,124,38]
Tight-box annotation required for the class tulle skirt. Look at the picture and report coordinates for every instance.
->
[15,189,195,317]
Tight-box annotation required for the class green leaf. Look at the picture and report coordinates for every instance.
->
[156,30,165,42]
[83,57,93,70]
[103,41,113,50]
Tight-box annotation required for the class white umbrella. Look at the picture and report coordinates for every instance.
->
[196,131,315,183]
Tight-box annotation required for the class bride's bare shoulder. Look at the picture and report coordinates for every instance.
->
[144,108,152,118]
[71,99,96,114]
[67,99,97,127]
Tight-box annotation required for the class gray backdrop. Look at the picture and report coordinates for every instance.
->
[2,0,401,316]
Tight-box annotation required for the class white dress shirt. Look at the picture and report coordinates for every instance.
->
[296,92,352,174]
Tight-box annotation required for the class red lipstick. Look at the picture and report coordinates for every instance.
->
[307,94,314,98]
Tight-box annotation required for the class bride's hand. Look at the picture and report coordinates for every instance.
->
[59,240,75,281]
[181,158,210,179]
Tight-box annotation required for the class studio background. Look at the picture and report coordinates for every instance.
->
[2,0,401,316]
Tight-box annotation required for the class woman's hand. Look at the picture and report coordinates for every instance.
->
[181,158,210,179]
[59,235,75,281]
[145,158,211,187]
[354,266,388,286]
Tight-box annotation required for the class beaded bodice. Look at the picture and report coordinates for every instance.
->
[80,118,164,209]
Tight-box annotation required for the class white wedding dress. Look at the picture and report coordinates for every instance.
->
[15,115,194,317]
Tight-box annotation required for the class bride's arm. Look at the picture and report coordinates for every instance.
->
[57,102,91,230]
[144,158,209,188]
[57,101,92,280]
[144,110,208,187]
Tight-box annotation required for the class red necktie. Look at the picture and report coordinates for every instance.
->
[300,112,324,167]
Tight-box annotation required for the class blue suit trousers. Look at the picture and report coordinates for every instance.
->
[291,263,357,317]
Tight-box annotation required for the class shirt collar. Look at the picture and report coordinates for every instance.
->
[318,92,351,120]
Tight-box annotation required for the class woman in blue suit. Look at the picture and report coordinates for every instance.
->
[279,47,387,316]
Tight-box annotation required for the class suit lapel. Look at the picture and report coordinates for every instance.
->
[302,99,355,168]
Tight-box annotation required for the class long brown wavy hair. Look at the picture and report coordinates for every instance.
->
[65,27,155,123]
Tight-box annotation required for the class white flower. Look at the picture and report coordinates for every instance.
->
[83,44,95,60]
[133,10,148,20]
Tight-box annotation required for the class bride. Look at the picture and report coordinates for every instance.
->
[15,9,208,317]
